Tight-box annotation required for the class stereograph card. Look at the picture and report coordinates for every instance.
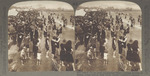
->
[0,0,150,76]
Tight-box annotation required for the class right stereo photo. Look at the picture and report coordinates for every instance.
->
[75,1,142,72]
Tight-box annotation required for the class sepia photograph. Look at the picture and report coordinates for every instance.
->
[75,1,142,71]
[8,1,142,72]
[8,1,75,72]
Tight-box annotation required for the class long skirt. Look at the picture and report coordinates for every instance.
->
[52,46,56,54]
[118,46,123,54]
[126,50,133,61]
[60,51,66,61]
[132,52,141,62]
[66,53,74,63]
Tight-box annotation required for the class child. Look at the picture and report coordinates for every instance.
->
[104,51,108,65]
[26,47,30,59]
[20,47,27,65]
[87,46,94,66]
[37,52,41,65]
[112,37,117,58]
[90,35,98,59]
[119,56,127,71]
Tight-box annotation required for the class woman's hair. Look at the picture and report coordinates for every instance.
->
[132,40,139,48]
[62,39,66,43]
[66,40,72,47]
[132,40,138,46]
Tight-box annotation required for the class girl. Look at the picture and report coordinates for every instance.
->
[131,40,142,71]
[126,40,133,66]
[112,37,117,58]
[60,40,66,66]
[65,40,75,71]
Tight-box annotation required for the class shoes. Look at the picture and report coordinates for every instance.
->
[62,63,65,66]
[95,57,99,59]
[28,57,31,59]
[113,55,116,58]
[88,63,91,66]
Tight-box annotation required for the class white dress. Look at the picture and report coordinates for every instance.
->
[104,53,108,60]
[37,53,41,60]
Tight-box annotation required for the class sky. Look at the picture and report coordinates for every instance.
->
[10,1,141,10]
[8,1,141,16]
[8,1,74,16]
[10,1,73,10]
[78,1,141,10]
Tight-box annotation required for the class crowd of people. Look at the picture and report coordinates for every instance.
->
[8,10,75,71]
[75,10,142,71]
[8,8,142,71]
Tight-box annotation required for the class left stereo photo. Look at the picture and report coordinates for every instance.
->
[8,1,75,72]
